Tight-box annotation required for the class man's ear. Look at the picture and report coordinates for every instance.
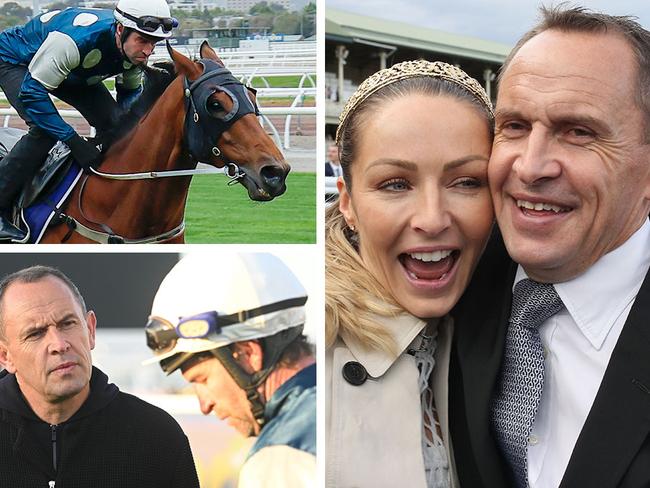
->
[232,340,263,374]
[0,341,16,374]
[115,23,124,47]
[86,311,97,350]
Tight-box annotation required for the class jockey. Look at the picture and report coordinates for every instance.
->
[0,0,177,241]
[144,253,317,488]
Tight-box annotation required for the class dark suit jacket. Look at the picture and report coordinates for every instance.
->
[450,229,650,488]
[325,161,340,177]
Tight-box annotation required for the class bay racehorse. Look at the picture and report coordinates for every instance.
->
[33,41,289,243]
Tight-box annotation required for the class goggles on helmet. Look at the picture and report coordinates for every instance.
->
[116,7,178,33]
[145,296,308,354]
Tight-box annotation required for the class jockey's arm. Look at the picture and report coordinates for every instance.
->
[18,31,80,142]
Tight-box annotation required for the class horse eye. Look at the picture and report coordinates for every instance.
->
[207,98,226,118]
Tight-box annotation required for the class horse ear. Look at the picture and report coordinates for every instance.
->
[167,41,202,79]
[200,40,225,67]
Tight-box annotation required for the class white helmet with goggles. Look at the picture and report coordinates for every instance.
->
[114,0,178,39]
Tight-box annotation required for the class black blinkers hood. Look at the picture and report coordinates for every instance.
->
[183,59,259,163]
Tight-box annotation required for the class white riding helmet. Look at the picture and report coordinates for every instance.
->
[144,252,308,373]
[114,0,175,39]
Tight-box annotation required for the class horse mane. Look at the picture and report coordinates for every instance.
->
[101,61,178,150]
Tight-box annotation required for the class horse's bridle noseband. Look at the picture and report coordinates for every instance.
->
[183,59,260,167]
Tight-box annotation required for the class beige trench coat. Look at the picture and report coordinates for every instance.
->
[326,313,459,488]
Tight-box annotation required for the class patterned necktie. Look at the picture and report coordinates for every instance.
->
[491,279,564,488]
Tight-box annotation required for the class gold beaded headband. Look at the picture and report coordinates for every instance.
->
[335,59,494,144]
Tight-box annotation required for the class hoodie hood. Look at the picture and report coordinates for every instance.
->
[0,366,119,423]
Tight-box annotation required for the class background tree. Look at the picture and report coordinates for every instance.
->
[272,11,300,34]
[0,2,32,30]
[301,2,316,37]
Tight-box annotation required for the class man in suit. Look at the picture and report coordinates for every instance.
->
[325,143,343,177]
[450,6,650,488]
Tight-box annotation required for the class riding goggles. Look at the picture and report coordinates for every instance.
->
[116,7,179,33]
[145,296,308,354]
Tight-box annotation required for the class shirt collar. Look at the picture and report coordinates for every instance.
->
[515,219,650,350]
[341,313,432,378]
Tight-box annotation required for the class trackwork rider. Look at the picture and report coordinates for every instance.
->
[0,0,177,241]
[145,253,317,488]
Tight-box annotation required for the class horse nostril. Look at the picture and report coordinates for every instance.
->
[260,165,287,191]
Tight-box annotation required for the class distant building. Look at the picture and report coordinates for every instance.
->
[168,0,224,11]
[325,8,511,137]
[226,0,291,13]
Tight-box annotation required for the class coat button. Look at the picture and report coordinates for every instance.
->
[342,361,367,386]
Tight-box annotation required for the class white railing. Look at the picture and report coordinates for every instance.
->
[0,107,314,118]
[0,87,316,102]
[0,106,315,150]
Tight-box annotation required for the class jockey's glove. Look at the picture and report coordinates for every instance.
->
[66,133,102,170]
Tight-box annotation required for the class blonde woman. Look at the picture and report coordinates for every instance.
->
[326,61,494,488]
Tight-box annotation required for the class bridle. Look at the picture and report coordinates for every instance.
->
[58,60,260,243]
[183,59,260,163]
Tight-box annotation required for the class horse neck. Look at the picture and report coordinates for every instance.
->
[103,76,189,173]
[81,77,193,235]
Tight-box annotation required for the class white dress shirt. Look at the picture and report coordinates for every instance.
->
[514,220,650,488]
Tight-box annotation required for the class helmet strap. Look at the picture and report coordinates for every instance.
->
[118,25,134,62]
[210,346,268,427]
[210,325,304,429]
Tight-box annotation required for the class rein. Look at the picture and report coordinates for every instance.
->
[89,161,246,183]
[59,60,256,243]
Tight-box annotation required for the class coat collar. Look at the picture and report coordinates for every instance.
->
[341,312,437,378]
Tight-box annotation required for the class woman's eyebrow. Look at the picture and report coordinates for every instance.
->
[444,155,489,171]
[364,158,418,172]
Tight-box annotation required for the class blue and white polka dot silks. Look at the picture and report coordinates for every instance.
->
[0,8,142,141]
[491,279,564,488]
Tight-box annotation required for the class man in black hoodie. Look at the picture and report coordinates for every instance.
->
[0,265,200,488]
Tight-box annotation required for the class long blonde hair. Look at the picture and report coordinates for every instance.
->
[325,203,401,352]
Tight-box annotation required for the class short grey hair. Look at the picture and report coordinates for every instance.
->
[0,266,87,339]
[499,5,650,137]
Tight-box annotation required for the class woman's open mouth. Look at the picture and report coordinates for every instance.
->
[399,250,460,285]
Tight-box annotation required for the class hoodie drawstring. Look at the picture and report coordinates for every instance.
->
[49,424,57,487]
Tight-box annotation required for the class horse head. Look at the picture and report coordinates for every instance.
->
[168,41,290,202]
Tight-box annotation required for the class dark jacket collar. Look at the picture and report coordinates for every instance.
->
[0,366,119,424]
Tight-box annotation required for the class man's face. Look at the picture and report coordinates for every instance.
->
[182,356,260,437]
[118,26,158,66]
[0,276,96,407]
[490,30,650,282]
[327,145,340,165]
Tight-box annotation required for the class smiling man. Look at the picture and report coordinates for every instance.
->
[450,6,650,488]
[0,0,177,241]
[145,253,316,488]
[0,266,199,488]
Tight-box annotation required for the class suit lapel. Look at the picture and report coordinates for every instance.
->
[561,269,650,487]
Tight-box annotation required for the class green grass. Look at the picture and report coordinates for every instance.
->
[104,75,316,91]
[249,75,316,88]
[185,172,315,243]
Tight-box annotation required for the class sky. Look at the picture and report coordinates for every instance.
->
[325,0,650,46]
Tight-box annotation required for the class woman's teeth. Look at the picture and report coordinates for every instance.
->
[408,250,453,262]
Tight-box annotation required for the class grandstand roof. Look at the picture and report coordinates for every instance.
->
[326,8,511,64]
